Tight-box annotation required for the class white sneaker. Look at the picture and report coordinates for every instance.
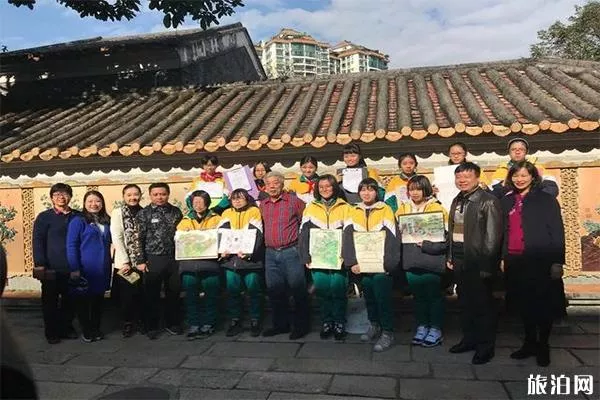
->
[373,331,394,352]
[412,325,429,345]
[360,322,381,342]
[422,327,443,347]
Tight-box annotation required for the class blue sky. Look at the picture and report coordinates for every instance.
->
[0,0,585,68]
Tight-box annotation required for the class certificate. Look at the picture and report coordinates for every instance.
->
[218,229,257,254]
[342,168,367,193]
[353,231,385,273]
[397,211,445,244]
[224,166,259,199]
[175,229,219,260]
[193,181,224,199]
[433,165,459,212]
[309,229,343,270]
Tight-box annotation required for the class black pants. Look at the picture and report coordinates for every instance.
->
[143,254,181,331]
[454,258,497,354]
[41,272,75,339]
[75,294,104,337]
[118,273,143,324]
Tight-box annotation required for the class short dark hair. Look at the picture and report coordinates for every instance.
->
[314,174,345,202]
[506,161,541,191]
[448,142,468,154]
[300,155,318,168]
[189,190,211,209]
[82,190,110,225]
[200,155,219,167]
[149,182,170,194]
[49,183,73,197]
[398,153,418,167]
[342,142,362,155]
[358,177,380,197]
[454,162,481,177]
[407,175,434,198]
[253,161,271,178]
[230,188,256,207]
[122,184,142,195]
[508,138,529,151]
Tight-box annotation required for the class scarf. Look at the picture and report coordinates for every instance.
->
[200,171,223,182]
[300,174,319,194]
[121,204,142,264]
[255,179,265,191]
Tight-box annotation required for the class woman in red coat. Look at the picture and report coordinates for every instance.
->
[500,161,565,367]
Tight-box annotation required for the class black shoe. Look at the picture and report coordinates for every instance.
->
[47,337,61,345]
[536,344,550,367]
[122,323,135,338]
[289,328,309,340]
[262,327,290,337]
[226,319,244,337]
[93,330,104,341]
[147,330,160,340]
[165,325,182,336]
[449,341,476,354]
[250,319,261,337]
[333,323,346,341]
[510,342,537,360]
[320,323,333,339]
[472,350,495,365]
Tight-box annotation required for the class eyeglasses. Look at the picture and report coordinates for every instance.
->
[51,193,71,198]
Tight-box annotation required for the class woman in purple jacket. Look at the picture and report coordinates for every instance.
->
[66,190,112,343]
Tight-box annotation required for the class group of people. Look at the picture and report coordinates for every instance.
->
[31,138,566,367]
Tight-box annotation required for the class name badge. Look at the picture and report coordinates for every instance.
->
[151,218,159,223]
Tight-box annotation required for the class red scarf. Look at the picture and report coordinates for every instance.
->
[300,174,318,194]
[200,171,223,182]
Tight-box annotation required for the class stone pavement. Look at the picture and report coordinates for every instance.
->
[2,305,598,400]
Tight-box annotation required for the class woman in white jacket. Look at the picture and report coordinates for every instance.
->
[110,184,144,338]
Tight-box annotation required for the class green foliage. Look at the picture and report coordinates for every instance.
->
[0,205,17,245]
[583,206,600,234]
[40,194,81,211]
[8,0,244,29]
[531,2,600,61]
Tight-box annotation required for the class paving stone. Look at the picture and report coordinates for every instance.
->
[96,384,178,400]
[370,344,411,362]
[576,321,600,334]
[31,364,113,383]
[181,356,274,371]
[410,344,475,363]
[473,363,595,381]
[328,374,396,398]
[273,358,429,377]
[67,352,186,368]
[431,363,474,379]
[496,348,582,368]
[296,342,372,360]
[399,379,509,399]
[504,380,589,400]
[207,342,300,358]
[552,335,599,349]
[180,388,269,400]
[36,381,107,400]
[118,337,213,355]
[44,338,125,354]
[237,372,331,394]
[268,393,384,400]
[149,369,244,389]
[97,367,160,385]
[570,349,599,366]
[26,351,77,364]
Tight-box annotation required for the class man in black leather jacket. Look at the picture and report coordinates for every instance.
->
[446,162,503,365]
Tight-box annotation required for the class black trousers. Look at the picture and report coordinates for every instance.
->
[75,294,104,337]
[41,272,75,339]
[143,254,181,331]
[454,258,497,354]
[117,273,143,324]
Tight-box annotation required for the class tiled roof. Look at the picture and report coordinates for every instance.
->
[1,58,599,164]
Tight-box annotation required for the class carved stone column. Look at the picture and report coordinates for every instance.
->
[560,168,582,273]
[21,188,35,273]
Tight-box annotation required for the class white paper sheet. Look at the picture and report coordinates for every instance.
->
[342,168,366,193]
[433,165,459,212]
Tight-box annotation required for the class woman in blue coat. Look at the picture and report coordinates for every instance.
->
[66,190,112,343]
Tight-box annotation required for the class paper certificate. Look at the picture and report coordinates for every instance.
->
[397,211,445,244]
[193,181,224,199]
[353,231,385,273]
[218,229,257,255]
[309,229,343,270]
[342,168,367,193]
[175,229,219,260]
[433,165,459,212]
